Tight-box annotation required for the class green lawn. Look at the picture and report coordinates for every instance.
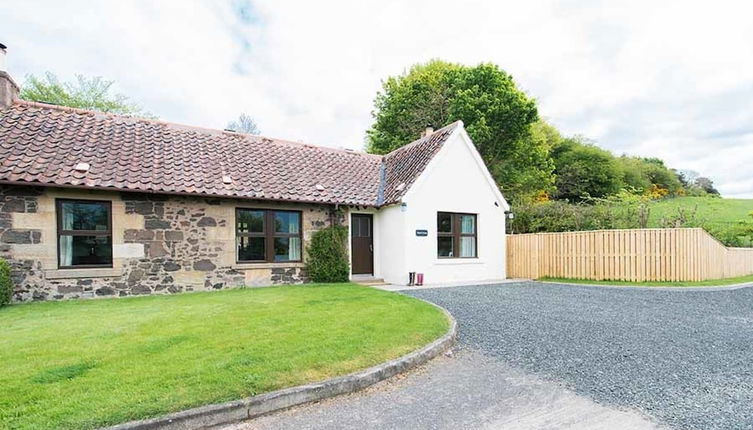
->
[540,274,753,287]
[0,284,449,429]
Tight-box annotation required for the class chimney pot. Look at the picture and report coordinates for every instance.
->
[423,124,434,137]
[0,43,6,72]
[0,43,19,109]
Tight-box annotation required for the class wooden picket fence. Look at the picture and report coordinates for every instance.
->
[507,228,753,282]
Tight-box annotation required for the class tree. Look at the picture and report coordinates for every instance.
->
[498,120,557,202]
[552,137,623,201]
[366,60,550,202]
[694,177,720,196]
[617,156,683,196]
[21,72,152,117]
[226,113,260,135]
[617,156,652,192]
[640,158,683,195]
[677,169,700,188]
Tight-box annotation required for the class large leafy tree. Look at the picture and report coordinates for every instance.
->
[552,137,623,201]
[21,72,152,117]
[366,60,553,202]
[617,156,684,195]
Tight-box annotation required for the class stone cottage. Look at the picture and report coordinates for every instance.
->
[0,46,510,302]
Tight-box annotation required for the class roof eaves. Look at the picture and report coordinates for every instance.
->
[0,179,379,207]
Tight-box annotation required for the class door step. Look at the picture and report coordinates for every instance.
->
[352,277,388,286]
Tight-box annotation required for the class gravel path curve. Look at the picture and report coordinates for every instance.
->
[226,349,660,430]
[406,282,753,430]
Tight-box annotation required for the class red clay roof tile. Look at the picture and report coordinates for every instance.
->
[0,100,459,206]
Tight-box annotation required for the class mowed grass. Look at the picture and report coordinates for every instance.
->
[541,274,753,287]
[0,284,449,429]
[648,197,753,229]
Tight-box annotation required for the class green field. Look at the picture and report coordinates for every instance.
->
[646,197,753,246]
[0,285,449,429]
[648,197,752,227]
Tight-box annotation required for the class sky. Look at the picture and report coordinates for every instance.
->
[3,0,753,197]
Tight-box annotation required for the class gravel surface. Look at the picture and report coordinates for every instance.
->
[405,282,753,430]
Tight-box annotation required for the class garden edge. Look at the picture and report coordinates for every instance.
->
[104,298,457,430]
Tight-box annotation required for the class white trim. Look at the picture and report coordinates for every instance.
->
[434,259,486,266]
[232,262,305,270]
[455,127,510,211]
[45,268,123,279]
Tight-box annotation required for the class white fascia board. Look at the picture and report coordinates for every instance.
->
[455,127,510,211]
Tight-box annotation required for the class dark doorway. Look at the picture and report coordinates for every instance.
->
[351,214,374,275]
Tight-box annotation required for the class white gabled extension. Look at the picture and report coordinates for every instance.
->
[373,122,509,286]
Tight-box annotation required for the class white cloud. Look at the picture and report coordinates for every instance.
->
[3,0,753,197]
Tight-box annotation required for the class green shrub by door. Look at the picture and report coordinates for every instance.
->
[0,259,11,307]
[306,225,350,282]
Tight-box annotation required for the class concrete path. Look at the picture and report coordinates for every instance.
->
[224,349,661,430]
[373,279,524,292]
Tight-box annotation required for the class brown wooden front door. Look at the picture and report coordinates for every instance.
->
[351,214,374,275]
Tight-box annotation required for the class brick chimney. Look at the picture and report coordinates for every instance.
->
[422,124,434,137]
[0,43,20,109]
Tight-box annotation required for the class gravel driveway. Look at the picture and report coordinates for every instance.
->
[228,282,753,430]
[406,282,753,430]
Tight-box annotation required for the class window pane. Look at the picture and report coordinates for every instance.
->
[60,201,109,231]
[274,237,301,262]
[460,236,476,257]
[460,215,475,234]
[237,210,264,233]
[237,236,265,261]
[358,217,370,237]
[438,236,454,257]
[274,211,300,234]
[437,213,452,233]
[60,235,112,266]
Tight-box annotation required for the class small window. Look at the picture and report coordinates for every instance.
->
[437,212,477,258]
[352,216,371,238]
[236,209,302,263]
[57,199,113,268]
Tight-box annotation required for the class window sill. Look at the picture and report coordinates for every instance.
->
[45,268,122,279]
[232,262,305,270]
[434,259,485,266]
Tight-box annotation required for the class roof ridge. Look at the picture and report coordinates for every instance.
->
[383,120,462,158]
[11,99,381,159]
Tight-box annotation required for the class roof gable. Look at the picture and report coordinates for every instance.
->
[400,125,509,210]
[379,121,461,205]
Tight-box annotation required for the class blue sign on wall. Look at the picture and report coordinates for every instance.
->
[415,229,428,237]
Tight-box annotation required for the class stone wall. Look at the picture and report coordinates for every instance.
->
[0,185,346,302]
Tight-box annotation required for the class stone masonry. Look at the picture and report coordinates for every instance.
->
[1,185,345,302]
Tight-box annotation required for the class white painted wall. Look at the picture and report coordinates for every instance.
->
[373,204,405,282]
[377,128,508,285]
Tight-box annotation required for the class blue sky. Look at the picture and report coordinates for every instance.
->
[4,0,753,197]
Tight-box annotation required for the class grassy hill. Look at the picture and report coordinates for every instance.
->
[647,197,753,246]
[511,196,753,247]
[648,197,752,226]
